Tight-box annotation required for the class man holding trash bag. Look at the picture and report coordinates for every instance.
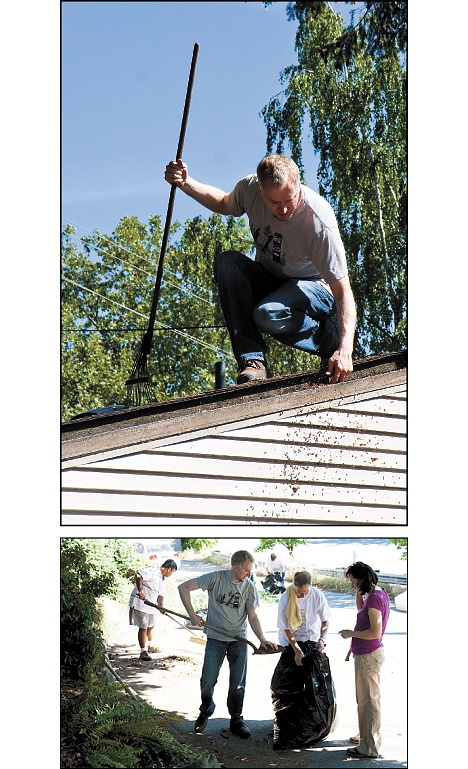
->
[271,571,336,750]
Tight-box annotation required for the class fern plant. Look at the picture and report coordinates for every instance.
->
[65,656,207,768]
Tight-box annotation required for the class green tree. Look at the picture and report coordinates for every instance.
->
[255,538,308,558]
[262,1,407,357]
[62,212,324,419]
[180,538,218,552]
[61,214,250,419]
[390,537,407,560]
[61,538,139,680]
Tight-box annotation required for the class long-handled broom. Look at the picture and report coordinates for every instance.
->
[125,43,200,406]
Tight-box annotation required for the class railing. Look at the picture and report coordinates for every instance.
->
[313,567,407,586]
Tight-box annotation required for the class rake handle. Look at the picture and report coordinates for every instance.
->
[145,42,200,351]
[144,599,258,651]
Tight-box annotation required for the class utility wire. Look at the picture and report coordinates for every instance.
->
[62,277,229,359]
[62,215,254,295]
[62,216,214,298]
[64,230,215,307]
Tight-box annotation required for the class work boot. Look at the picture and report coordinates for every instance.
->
[230,720,251,738]
[194,715,208,733]
[236,358,267,384]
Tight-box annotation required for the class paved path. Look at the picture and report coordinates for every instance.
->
[104,557,407,767]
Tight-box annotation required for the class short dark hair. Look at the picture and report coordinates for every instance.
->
[161,559,178,570]
[293,571,312,587]
[231,550,254,566]
[256,155,300,189]
[345,562,379,594]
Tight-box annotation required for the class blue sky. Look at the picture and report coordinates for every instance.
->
[61,1,351,239]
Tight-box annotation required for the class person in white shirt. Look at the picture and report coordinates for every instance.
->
[277,570,330,665]
[266,552,286,585]
[129,559,177,661]
[271,571,335,750]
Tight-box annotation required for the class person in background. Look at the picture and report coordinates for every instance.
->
[129,559,178,661]
[339,561,391,758]
[266,551,286,585]
[164,154,356,384]
[178,549,276,738]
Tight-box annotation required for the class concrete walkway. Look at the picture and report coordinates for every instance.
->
[104,560,407,768]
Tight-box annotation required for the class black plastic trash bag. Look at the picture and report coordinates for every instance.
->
[261,573,286,594]
[270,642,337,750]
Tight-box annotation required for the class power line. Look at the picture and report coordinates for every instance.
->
[64,230,215,307]
[62,277,228,359]
[62,215,254,296]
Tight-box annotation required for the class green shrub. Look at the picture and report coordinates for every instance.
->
[65,654,207,768]
[61,539,140,680]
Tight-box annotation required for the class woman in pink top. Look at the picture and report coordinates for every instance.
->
[339,562,390,758]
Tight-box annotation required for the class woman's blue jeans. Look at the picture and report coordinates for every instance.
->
[214,250,339,363]
[199,638,248,723]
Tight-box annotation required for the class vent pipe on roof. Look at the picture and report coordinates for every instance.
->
[215,361,225,389]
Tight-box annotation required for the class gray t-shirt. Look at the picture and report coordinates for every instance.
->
[197,570,258,641]
[227,174,348,285]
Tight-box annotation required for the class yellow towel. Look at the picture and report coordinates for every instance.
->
[284,584,302,632]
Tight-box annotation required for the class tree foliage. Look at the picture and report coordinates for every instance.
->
[262,1,407,356]
[62,214,322,419]
[255,538,308,557]
[180,538,219,552]
[390,537,407,560]
[61,538,139,680]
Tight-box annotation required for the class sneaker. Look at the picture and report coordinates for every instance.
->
[147,645,159,653]
[236,358,267,384]
[139,650,152,661]
[230,721,251,738]
[194,715,208,733]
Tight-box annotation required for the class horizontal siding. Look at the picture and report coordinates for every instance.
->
[62,491,405,524]
[63,469,405,505]
[61,382,406,525]
[92,453,406,487]
[147,437,407,469]
[227,424,405,453]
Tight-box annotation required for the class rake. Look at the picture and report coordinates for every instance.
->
[125,42,200,406]
[163,609,206,646]
[145,600,285,656]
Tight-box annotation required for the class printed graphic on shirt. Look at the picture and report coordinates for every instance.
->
[253,226,283,264]
[216,590,241,608]
[296,603,308,637]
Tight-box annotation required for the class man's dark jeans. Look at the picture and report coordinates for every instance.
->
[214,250,338,363]
[199,637,248,723]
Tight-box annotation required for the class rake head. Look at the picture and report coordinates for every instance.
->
[125,333,157,406]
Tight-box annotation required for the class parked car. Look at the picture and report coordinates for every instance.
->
[131,540,181,569]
